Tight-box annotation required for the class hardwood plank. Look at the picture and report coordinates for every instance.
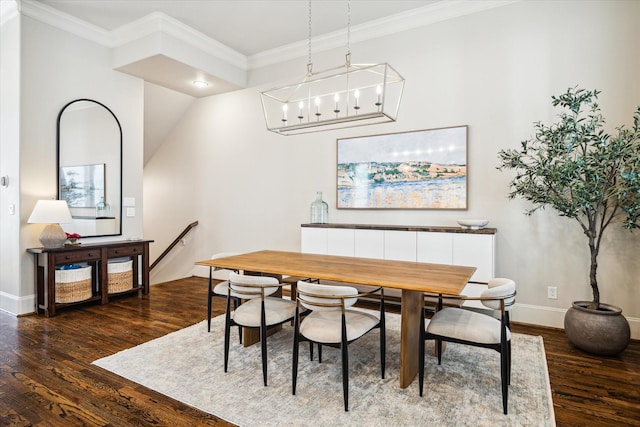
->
[1,276,638,426]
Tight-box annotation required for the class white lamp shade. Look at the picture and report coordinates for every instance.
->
[28,200,73,224]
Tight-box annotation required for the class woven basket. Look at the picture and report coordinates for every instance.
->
[108,260,133,294]
[55,266,92,303]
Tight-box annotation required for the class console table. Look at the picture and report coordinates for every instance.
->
[27,239,153,317]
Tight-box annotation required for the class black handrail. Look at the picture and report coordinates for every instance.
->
[150,220,199,271]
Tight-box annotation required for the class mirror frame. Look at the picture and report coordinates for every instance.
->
[56,98,123,237]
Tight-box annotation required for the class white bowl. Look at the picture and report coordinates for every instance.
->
[457,219,489,230]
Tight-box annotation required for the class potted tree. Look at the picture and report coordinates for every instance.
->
[497,87,640,355]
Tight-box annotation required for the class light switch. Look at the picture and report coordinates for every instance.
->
[123,197,135,207]
[126,207,135,217]
[8,204,15,215]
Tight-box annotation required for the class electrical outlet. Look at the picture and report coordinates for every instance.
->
[547,286,558,299]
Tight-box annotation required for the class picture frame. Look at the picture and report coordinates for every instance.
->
[337,126,468,209]
[60,163,106,208]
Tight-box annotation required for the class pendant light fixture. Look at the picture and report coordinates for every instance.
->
[260,0,405,136]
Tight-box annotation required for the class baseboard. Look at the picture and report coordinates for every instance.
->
[0,291,36,316]
[513,303,640,340]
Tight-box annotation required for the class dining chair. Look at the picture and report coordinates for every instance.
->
[419,278,516,414]
[224,272,297,386]
[207,252,241,339]
[292,280,386,411]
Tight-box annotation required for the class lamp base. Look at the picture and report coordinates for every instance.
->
[39,224,67,249]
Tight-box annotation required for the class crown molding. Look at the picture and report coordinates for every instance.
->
[16,0,518,72]
[1,0,19,26]
[19,0,112,46]
[111,12,247,71]
[248,0,519,70]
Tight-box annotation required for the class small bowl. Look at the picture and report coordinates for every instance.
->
[457,219,489,230]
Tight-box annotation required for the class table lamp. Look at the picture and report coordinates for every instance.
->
[28,200,73,249]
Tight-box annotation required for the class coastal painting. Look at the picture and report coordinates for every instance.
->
[337,126,468,209]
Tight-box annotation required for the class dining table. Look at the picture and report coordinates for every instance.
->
[196,249,476,388]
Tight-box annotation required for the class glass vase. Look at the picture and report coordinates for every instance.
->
[96,197,111,218]
[310,191,328,223]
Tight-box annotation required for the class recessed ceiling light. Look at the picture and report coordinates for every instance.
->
[192,80,209,88]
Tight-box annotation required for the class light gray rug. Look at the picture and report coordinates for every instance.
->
[94,311,555,426]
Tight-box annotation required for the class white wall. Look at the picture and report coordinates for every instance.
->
[145,1,640,337]
[0,15,145,315]
[0,9,22,314]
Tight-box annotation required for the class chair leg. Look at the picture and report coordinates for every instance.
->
[341,315,349,412]
[260,301,268,387]
[318,344,323,363]
[309,341,314,361]
[436,339,443,365]
[233,297,242,344]
[223,297,232,373]
[207,269,213,333]
[501,346,508,414]
[419,307,425,397]
[508,339,512,385]
[292,308,300,395]
[380,313,386,379]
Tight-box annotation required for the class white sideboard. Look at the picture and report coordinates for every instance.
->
[301,223,497,306]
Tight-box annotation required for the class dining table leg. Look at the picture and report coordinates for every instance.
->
[400,288,422,388]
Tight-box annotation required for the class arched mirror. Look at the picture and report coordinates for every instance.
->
[57,99,122,237]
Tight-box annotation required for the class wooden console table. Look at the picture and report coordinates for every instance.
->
[27,240,153,317]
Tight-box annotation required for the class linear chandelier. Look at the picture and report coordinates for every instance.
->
[260,0,405,136]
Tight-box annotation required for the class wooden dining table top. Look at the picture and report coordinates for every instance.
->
[196,250,476,295]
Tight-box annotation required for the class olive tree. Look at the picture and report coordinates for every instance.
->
[497,87,640,308]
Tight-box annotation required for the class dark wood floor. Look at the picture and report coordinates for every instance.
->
[1,277,639,426]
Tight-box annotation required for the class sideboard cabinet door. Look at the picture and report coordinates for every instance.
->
[301,227,328,254]
[452,233,495,283]
[416,232,454,265]
[354,229,384,259]
[327,229,355,257]
[384,230,417,262]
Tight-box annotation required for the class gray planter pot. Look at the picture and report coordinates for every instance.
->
[564,301,631,356]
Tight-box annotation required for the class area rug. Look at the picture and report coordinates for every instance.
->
[93,311,555,426]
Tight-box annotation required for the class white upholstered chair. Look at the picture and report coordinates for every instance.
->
[419,278,516,414]
[208,252,241,338]
[224,272,297,386]
[292,280,386,411]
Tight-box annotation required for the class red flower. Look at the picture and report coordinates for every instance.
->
[65,233,81,239]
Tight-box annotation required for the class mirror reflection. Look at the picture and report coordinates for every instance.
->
[57,99,122,237]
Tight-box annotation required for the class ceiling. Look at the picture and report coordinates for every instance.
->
[27,0,442,97]
[36,1,438,57]
[15,0,512,163]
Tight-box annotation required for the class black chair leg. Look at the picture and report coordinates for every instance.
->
[207,269,213,332]
[380,316,386,379]
[437,339,443,365]
[318,344,323,363]
[341,317,349,412]
[419,308,425,397]
[309,341,314,361]
[501,348,508,414]
[261,304,268,386]
[223,297,232,373]
[233,297,242,344]
[292,311,300,395]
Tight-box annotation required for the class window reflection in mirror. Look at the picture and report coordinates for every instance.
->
[57,99,122,237]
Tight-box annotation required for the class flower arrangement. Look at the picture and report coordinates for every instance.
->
[65,232,81,245]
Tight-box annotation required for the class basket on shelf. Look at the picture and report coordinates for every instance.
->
[55,265,92,303]
[108,260,133,294]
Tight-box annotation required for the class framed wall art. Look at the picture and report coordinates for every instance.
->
[337,126,468,209]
